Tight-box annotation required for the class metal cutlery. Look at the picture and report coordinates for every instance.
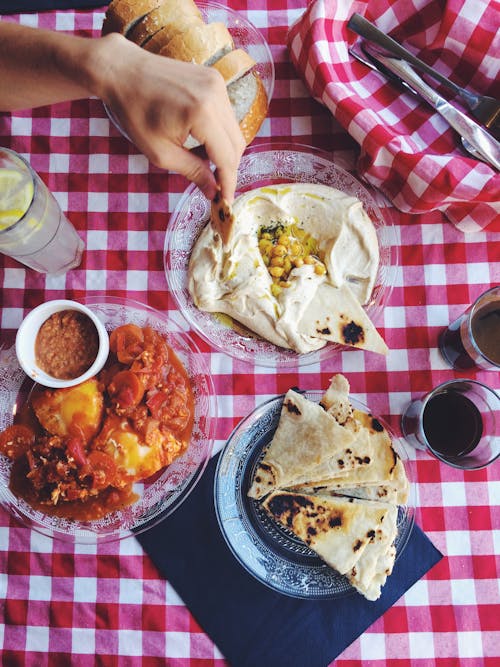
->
[348,41,500,169]
[347,13,500,140]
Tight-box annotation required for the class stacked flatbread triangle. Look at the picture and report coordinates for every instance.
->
[248,374,409,601]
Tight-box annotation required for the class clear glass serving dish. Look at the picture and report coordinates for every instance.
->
[0,296,216,543]
[165,142,398,368]
[214,391,415,600]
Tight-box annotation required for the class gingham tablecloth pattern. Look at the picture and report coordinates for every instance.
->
[0,3,499,666]
[287,0,500,233]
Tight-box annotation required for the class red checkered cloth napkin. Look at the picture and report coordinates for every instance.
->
[287,0,500,232]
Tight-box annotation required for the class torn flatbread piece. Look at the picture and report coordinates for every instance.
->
[319,373,353,425]
[247,389,356,500]
[307,408,409,505]
[346,504,398,600]
[211,188,235,248]
[296,283,388,355]
[262,490,393,575]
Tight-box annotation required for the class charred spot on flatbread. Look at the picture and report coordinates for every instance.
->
[370,417,384,432]
[210,188,235,247]
[341,320,365,346]
[284,398,301,415]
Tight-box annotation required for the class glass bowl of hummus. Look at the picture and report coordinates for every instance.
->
[165,143,398,368]
[0,296,216,543]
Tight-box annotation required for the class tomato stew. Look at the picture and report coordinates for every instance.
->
[1,325,195,521]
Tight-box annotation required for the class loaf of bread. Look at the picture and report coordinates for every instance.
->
[102,0,268,146]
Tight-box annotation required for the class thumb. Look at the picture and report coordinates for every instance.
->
[165,145,217,199]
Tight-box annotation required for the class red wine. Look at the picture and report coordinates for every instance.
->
[423,391,483,458]
[439,318,475,369]
[471,304,500,365]
[440,301,500,370]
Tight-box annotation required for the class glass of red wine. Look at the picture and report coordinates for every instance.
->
[401,379,500,469]
[439,286,500,371]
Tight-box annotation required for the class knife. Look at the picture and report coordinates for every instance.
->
[359,42,500,171]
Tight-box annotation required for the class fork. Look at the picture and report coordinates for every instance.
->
[347,13,500,140]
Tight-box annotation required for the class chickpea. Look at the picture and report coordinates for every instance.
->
[315,263,327,275]
[303,255,315,265]
[269,266,285,278]
[293,257,304,268]
[272,244,287,257]
[270,256,284,267]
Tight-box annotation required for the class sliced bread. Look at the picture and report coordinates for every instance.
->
[142,14,204,53]
[211,48,256,85]
[102,0,166,36]
[228,71,268,144]
[183,71,268,149]
[127,1,202,47]
[158,21,234,66]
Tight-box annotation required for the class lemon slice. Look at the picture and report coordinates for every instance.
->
[0,168,34,229]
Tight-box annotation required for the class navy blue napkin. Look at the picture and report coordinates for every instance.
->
[0,1,108,13]
[137,454,442,667]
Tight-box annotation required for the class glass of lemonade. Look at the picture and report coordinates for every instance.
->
[0,147,84,274]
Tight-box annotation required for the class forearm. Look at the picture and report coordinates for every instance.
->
[0,22,113,111]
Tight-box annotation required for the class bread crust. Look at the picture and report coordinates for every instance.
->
[142,15,204,53]
[102,0,165,35]
[158,22,233,65]
[239,73,268,145]
[211,48,256,85]
[127,1,202,46]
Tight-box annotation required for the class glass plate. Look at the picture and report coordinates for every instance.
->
[165,142,398,368]
[214,391,415,600]
[104,1,275,140]
[0,296,216,543]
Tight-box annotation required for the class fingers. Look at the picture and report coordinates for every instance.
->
[188,69,246,203]
[164,144,218,200]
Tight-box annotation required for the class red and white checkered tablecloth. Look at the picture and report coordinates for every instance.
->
[0,3,499,666]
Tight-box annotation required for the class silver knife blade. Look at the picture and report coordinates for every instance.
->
[361,44,500,170]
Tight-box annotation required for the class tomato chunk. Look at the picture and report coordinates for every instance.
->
[0,424,36,460]
[87,450,117,489]
[109,324,144,364]
[108,370,145,408]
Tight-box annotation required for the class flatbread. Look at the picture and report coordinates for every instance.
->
[211,188,235,248]
[296,283,388,355]
[321,409,409,504]
[287,425,373,486]
[346,504,398,600]
[290,482,399,505]
[247,374,410,600]
[319,373,353,425]
[262,491,392,575]
[247,389,357,499]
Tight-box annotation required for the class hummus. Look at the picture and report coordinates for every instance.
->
[188,183,387,354]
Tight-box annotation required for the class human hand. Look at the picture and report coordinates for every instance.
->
[96,34,245,202]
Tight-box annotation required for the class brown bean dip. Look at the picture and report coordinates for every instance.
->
[35,309,99,379]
